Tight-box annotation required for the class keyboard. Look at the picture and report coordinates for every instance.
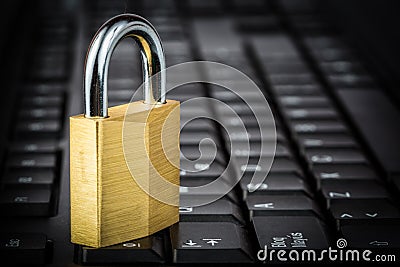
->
[1,0,400,265]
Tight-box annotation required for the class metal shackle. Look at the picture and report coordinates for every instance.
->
[84,14,166,118]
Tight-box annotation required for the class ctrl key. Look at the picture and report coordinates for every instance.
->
[0,233,49,265]
[170,222,253,263]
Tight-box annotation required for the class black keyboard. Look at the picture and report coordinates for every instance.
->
[1,0,400,265]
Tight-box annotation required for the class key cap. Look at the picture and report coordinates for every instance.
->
[278,96,330,108]
[273,84,323,96]
[321,180,390,208]
[320,61,365,75]
[78,235,165,264]
[181,118,216,132]
[240,172,311,199]
[229,141,290,158]
[246,194,320,219]
[313,164,377,180]
[0,233,49,265]
[313,164,377,188]
[226,127,281,142]
[181,144,224,162]
[237,157,302,174]
[297,133,357,148]
[180,197,245,225]
[222,115,277,129]
[341,224,400,249]
[253,216,329,252]
[3,169,55,188]
[7,153,57,169]
[0,189,52,216]
[180,130,219,145]
[170,222,253,263]
[305,148,367,164]
[16,120,61,135]
[292,120,348,133]
[312,48,353,62]
[180,159,225,178]
[330,199,400,230]
[9,139,58,153]
[22,96,63,107]
[328,74,375,88]
[180,178,238,204]
[268,73,315,85]
[18,107,62,120]
[285,108,338,120]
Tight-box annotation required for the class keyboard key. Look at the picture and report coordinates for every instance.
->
[246,194,320,219]
[22,96,63,107]
[285,108,338,120]
[181,144,223,162]
[305,148,367,164]
[328,74,375,88]
[278,96,330,108]
[180,178,238,204]
[313,164,376,180]
[16,120,61,135]
[297,133,357,148]
[7,153,57,169]
[292,120,347,133]
[180,159,225,178]
[0,189,52,216]
[240,172,311,199]
[273,84,323,96]
[3,169,55,188]
[170,222,253,263]
[180,197,245,225]
[320,61,365,75]
[0,233,49,265]
[321,180,390,208]
[268,73,315,85]
[237,157,302,174]
[313,164,377,188]
[253,216,329,252]
[180,130,219,145]
[18,107,62,120]
[229,141,290,158]
[341,224,400,249]
[330,199,400,230]
[78,235,165,264]
[9,139,58,153]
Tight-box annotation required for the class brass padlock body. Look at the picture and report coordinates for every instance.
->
[70,101,180,248]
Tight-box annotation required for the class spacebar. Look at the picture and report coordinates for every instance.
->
[337,89,400,174]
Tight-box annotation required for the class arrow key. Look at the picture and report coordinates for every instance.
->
[341,224,400,249]
[330,199,400,230]
[170,222,253,263]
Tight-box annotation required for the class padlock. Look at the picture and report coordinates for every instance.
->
[70,14,180,248]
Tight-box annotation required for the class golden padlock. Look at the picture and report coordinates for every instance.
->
[70,14,180,248]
